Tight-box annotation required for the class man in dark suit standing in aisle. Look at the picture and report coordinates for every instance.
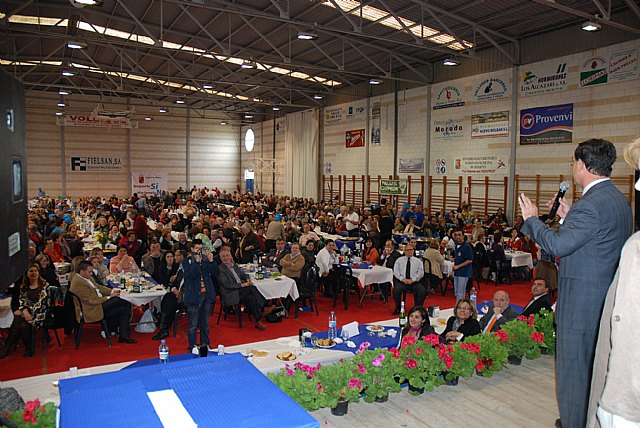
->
[519,139,632,428]
[520,278,553,317]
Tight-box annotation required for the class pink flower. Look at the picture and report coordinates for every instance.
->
[372,354,385,367]
[423,334,440,346]
[531,332,545,343]
[316,382,325,392]
[403,358,417,369]
[356,341,371,354]
[285,369,295,376]
[348,378,363,389]
[356,363,367,373]
[414,348,423,355]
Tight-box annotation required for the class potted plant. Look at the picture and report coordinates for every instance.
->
[3,399,57,428]
[354,349,402,403]
[267,362,326,411]
[437,341,479,385]
[533,309,556,355]
[465,332,509,377]
[499,316,543,365]
[315,359,362,415]
[396,335,442,395]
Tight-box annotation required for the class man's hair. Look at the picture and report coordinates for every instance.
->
[175,250,185,258]
[324,239,334,245]
[534,277,548,287]
[76,260,92,273]
[574,138,616,177]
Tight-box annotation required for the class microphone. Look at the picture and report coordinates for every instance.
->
[548,181,571,219]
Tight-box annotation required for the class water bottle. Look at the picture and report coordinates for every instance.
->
[328,311,337,339]
[159,340,169,364]
[470,285,477,308]
[253,254,258,267]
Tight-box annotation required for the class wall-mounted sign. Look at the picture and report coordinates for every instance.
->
[580,48,638,87]
[325,107,343,124]
[520,103,573,145]
[346,104,365,120]
[433,85,465,109]
[131,172,167,196]
[519,63,568,96]
[380,179,408,195]
[57,114,138,128]
[432,118,464,140]
[454,156,507,174]
[471,111,509,138]
[472,76,509,103]
[70,155,123,172]
[435,158,446,174]
[345,129,365,148]
[371,102,381,146]
[399,158,424,173]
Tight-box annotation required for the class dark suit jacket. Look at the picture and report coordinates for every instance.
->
[217,263,250,306]
[521,293,552,317]
[377,250,401,270]
[182,257,217,306]
[479,304,519,332]
[441,316,481,341]
[266,248,289,268]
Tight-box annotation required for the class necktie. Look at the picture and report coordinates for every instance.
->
[405,258,412,280]
[483,314,498,334]
[276,250,280,258]
[175,268,184,291]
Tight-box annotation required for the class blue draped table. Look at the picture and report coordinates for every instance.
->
[305,324,402,353]
[59,352,318,428]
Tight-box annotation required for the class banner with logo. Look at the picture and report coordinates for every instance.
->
[346,104,365,120]
[371,102,381,146]
[580,48,638,87]
[70,155,123,172]
[57,114,138,128]
[345,129,365,148]
[433,84,465,109]
[471,111,509,138]
[454,156,508,174]
[472,76,510,103]
[519,103,573,145]
[435,158,447,175]
[324,107,343,124]
[380,179,408,195]
[399,158,424,173]
[432,118,465,140]
[131,172,168,196]
[519,63,568,96]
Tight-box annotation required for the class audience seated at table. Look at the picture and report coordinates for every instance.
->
[392,244,426,315]
[298,223,320,247]
[400,305,436,346]
[34,253,60,289]
[265,239,289,269]
[43,236,66,263]
[70,260,136,344]
[0,264,51,359]
[109,246,140,274]
[441,298,481,343]
[237,222,261,263]
[141,241,165,283]
[172,232,191,254]
[508,229,524,251]
[520,278,553,317]
[300,240,316,270]
[479,290,519,333]
[361,238,379,265]
[423,240,445,290]
[279,242,305,280]
[118,230,141,260]
[152,250,185,340]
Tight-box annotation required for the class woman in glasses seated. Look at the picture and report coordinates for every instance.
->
[440,298,481,343]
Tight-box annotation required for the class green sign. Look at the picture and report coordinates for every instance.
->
[380,179,408,195]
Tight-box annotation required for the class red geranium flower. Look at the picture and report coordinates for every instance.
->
[531,331,545,343]
[403,358,418,369]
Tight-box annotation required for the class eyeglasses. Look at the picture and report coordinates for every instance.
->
[568,159,575,167]
[405,248,414,252]
[458,306,472,311]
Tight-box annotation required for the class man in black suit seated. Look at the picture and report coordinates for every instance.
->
[264,239,289,270]
[479,290,519,333]
[521,278,553,317]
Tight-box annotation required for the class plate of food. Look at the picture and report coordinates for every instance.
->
[251,349,270,358]
[276,352,297,362]
[366,324,384,332]
[437,318,448,326]
[338,237,359,241]
[316,338,336,348]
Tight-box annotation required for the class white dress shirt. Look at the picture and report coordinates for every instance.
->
[393,255,424,282]
[316,247,339,276]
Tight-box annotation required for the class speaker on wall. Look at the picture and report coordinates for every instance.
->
[0,69,28,294]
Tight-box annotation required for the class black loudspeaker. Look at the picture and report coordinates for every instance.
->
[0,70,28,294]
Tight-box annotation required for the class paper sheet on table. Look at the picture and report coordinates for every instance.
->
[147,389,198,428]
[342,321,359,338]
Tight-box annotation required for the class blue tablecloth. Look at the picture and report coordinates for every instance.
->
[335,240,358,251]
[476,301,524,316]
[306,324,402,353]
[59,353,318,428]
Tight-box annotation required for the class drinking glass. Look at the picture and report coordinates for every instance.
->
[341,328,349,342]
[311,335,318,349]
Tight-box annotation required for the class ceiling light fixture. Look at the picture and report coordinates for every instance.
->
[297,31,318,41]
[57,102,66,107]
[202,83,214,89]
[55,112,63,116]
[272,106,280,111]
[158,108,168,113]
[241,60,256,69]
[313,94,323,100]
[244,114,254,119]
[144,116,153,121]
[443,58,460,66]
[582,19,602,32]
[220,120,227,125]
[70,0,104,6]
[369,78,383,85]
[66,40,88,49]
[61,69,75,77]
[59,89,70,95]
[175,99,185,104]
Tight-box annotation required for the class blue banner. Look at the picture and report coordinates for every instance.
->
[519,103,573,145]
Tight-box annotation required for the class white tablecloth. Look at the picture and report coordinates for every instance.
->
[506,251,534,269]
[253,275,299,300]
[351,265,393,289]
[440,260,455,277]
[0,296,14,328]
[314,228,342,242]
[119,288,167,306]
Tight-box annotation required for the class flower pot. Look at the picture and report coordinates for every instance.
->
[541,347,549,355]
[374,394,389,403]
[331,400,349,416]
[407,385,424,395]
[508,355,522,365]
[439,372,459,386]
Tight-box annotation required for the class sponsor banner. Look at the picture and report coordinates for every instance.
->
[609,48,638,83]
[371,102,381,146]
[433,85,465,109]
[471,111,509,138]
[70,155,123,172]
[324,107,343,124]
[520,103,573,145]
[346,104,365,120]
[435,158,447,175]
[380,179,408,195]
[131,172,168,196]
[454,156,508,174]
[399,158,424,174]
[324,162,332,174]
[520,63,568,96]
[580,56,609,87]
[432,118,465,140]
[57,114,138,128]
[472,76,510,103]
[345,129,365,148]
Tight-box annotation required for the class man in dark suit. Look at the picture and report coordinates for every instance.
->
[264,238,289,270]
[521,278,553,317]
[519,139,632,428]
[182,246,217,351]
[479,290,518,333]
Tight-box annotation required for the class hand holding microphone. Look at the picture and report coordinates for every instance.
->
[548,181,571,219]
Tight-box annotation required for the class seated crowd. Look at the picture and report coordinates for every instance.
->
[1,187,547,359]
